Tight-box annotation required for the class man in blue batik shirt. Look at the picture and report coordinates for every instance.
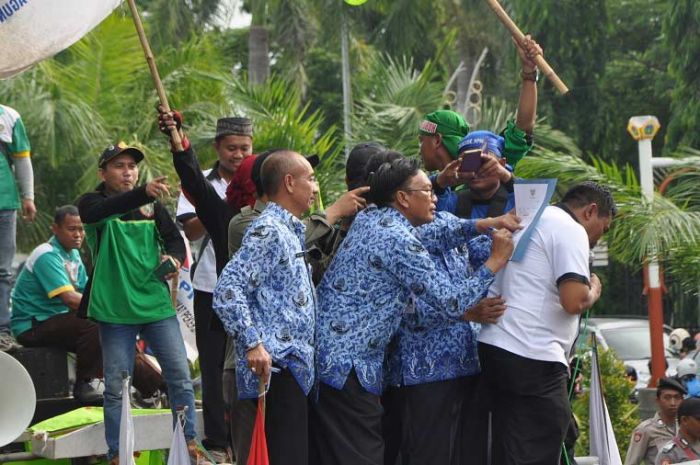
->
[388,215,507,465]
[311,156,517,465]
[213,150,319,465]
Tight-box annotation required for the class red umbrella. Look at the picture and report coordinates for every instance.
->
[247,378,269,465]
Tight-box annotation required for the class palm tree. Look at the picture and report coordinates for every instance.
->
[3,11,344,251]
[244,0,318,92]
[515,148,700,298]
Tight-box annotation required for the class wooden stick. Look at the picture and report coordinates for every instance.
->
[258,377,267,415]
[125,0,184,150]
[485,0,570,95]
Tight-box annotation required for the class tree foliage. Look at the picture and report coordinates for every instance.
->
[3,0,700,327]
[664,0,700,151]
[571,346,638,456]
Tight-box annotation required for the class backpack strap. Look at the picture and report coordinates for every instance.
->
[455,190,474,219]
[455,184,510,219]
[486,185,510,217]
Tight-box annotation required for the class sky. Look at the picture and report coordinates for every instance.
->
[214,0,252,29]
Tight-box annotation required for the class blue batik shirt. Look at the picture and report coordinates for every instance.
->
[390,212,494,386]
[213,202,316,399]
[315,205,495,395]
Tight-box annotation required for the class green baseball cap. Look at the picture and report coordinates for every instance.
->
[419,110,470,159]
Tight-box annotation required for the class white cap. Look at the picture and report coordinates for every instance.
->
[677,358,698,378]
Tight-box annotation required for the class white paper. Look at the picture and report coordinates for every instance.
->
[510,179,556,262]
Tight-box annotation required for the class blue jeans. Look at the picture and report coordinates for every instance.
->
[99,316,197,459]
[0,209,16,334]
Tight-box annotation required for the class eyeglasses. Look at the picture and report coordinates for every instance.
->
[402,187,435,197]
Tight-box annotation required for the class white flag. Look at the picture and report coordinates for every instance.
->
[119,376,136,465]
[589,341,623,465]
[174,233,199,363]
[167,411,190,465]
[0,0,122,79]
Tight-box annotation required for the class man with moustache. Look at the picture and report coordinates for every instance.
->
[213,150,320,465]
[77,142,197,465]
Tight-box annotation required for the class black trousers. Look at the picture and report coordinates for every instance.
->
[461,373,490,465]
[310,370,384,465]
[382,386,405,465]
[401,377,472,465]
[478,343,571,465]
[266,368,309,465]
[193,290,228,449]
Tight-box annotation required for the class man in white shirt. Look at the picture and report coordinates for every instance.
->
[477,181,616,465]
[175,117,253,461]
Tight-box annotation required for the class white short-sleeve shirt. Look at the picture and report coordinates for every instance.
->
[176,167,228,293]
[478,205,591,366]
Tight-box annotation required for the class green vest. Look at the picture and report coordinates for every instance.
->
[85,215,174,324]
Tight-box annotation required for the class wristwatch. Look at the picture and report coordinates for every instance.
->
[520,68,539,82]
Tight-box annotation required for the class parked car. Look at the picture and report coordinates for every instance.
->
[577,317,679,390]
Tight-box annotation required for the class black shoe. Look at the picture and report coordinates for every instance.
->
[73,381,104,404]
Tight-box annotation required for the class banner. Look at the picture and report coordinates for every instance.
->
[174,233,198,363]
[0,0,122,79]
[589,339,623,465]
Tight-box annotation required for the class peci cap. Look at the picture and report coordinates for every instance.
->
[98,141,144,168]
[678,397,700,419]
[216,117,253,139]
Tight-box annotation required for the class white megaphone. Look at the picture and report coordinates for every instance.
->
[0,351,36,446]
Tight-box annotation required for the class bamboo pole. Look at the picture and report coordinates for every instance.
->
[258,377,267,414]
[485,0,570,95]
[125,0,184,150]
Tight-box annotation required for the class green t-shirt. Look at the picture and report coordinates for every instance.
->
[84,214,175,324]
[11,236,87,336]
[0,104,31,210]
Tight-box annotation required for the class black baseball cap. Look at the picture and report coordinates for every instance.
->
[98,141,145,168]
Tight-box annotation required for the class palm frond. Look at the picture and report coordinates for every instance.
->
[518,149,700,296]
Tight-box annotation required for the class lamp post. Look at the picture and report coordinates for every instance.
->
[340,1,352,158]
[627,115,664,387]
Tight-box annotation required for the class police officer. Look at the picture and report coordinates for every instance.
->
[625,378,686,465]
[655,397,700,464]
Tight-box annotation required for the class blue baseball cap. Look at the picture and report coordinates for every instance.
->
[458,130,505,158]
